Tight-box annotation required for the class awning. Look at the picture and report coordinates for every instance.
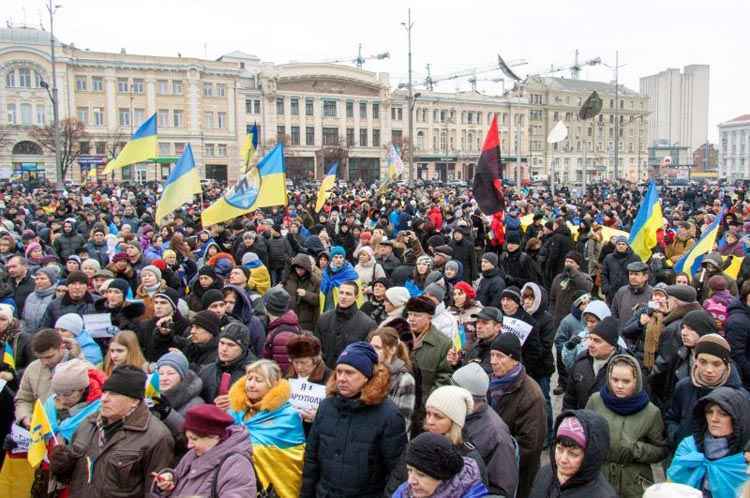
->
[148,156,180,164]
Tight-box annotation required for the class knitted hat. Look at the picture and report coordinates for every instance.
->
[198,266,217,279]
[112,252,130,264]
[564,251,582,266]
[102,365,146,399]
[424,283,446,303]
[453,281,476,300]
[405,296,436,315]
[425,385,474,428]
[501,286,522,306]
[385,287,410,308]
[154,288,179,312]
[108,278,131,295]
[666,284,697,303]
[191,310,221,336]
[708,274,729,292]
[0,304,13,322]
[287,334,321,359]
[24,242,41,259]
[330,245,346,258]
[557,415,587,449]
[481,252,498,267]
[652,283,669,299]
[695,333,731,364]
[451,363,490,398]
[141,265,162,282]
[35,266,59,284]
[214,259,233,278]
[157,351,189,380]
[183,404,235,437]
[491,333,522,361]
[405,432,464,481]
[264,287,290,316]
[417,255,433,268]
[336,341,379,378]
[591,316,620,347]
[613,235,628,245]
[241,252,259,266]
[505,232,522,246]
[54,314,83,336]
[682,310,718,336]
[444,260,460,275]
[201,289,225,309]
[219,322,251,354]
[66,271,88,286]
[51,359,90,393]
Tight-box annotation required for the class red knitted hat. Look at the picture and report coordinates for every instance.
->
[453,281,477,300]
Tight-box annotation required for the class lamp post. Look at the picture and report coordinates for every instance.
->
[402,9,414,183]
[45,0,63,188]
[602,51,626,182]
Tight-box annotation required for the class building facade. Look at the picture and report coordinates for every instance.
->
[718,114,750,182]
[639,65,709,153]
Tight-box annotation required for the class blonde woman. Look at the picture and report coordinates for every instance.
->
[102,330,148,377]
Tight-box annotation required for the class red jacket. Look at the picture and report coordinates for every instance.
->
[428,207,444,232]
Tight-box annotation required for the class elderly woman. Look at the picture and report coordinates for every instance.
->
[151,404,256,497]
[286,334,330,433]
[22,267,58,334]
[136,265,167,321]
[381,287,411,328]
[155,351,204,441]
[228,359,305,498]
[80,258,101,281]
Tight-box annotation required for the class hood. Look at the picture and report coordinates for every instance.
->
[551,409,611,488]
[163,369,203,410]
[605,353,644,394]
[521,282,546,315]
[582,300,611,322]
[291,253,313,272]
[269,309,300,329]
[198,240,220,259]
[692,386,750,454]
[223,284,254,323]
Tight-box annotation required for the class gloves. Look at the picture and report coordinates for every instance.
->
[150,396,172,421]
[49,444,80,481]
[565,335,582,350]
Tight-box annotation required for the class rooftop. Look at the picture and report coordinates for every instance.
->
[0,26,56,45]
[540,76,640,97]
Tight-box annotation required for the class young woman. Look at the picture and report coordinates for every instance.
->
[368,327,416,433]
[405,256,432,297]
[361,278,390,325]
[102,330,148,377]
[448,282,483,351]
[586,354,667,498]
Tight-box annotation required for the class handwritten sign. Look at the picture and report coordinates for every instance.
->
[502,316,534,345]
[289,378,326,413]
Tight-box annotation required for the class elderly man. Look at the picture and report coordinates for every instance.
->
[49,365,174,498]
[40,271,97,329]
[611,261,653,323]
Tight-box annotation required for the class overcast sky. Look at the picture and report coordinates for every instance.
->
[8,0,747,142]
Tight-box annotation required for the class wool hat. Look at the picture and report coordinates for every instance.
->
[405,296,436,316]
[666,284,697,303]
[183,403,235,437]
[652,282,669,299]
[198,265,218,279]
[405,432,464,481]
[501,286,522,306]
[425,385,474,428]
[191,310,221,336]
[416,255,433,268]
[481,252,499,267]
[264,286,290,316]
[695,333,731,364]
[330,245,346,258]
[444,260,460,275]
[112,252,130,264]
[154,288,180,312]
[385,287,410,308]
[613,235,628,245]
[51,359,90,394]
[241,252,259,266]
[66,255,82,266]
[35,266,59,284]
[451,363,490,398]
[24,242,42,259]
[201,289,225,309]
[337,341,379,378]
[491,333,522,362]
[287,334,322,359]
[108,278,131,295]
[708,274,729,292]
[572,291,591,307]
[557,415,587,449]
[564,251,582,267]
[682,310,718,336]
[93,269,115,279]
[102,365,147,399]
[591,316,620,347]
[66,271,89,286]
[453,281,476,300]
[424,283,446,303]
[140,265,162,282]
[219,322,251,354]
[55,313,84,336]
[505,232,522,246]
[214,259,233,278]
[157,351,189,380]
[472,306,503,323]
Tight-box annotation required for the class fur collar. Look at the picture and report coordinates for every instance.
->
[325,364,390,406]
[228,376,291,413]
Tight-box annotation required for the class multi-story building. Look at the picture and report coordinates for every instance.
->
[718,114,750,182]
[692,143,718,171]
[517,76,649,184]
[639,65,710,153]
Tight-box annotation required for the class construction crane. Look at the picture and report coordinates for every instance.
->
[467,76,507,93]
[322,44,390,69]
[414,54,527,91]
[542,50,601,79]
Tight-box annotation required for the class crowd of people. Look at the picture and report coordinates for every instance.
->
[0,178,748,497]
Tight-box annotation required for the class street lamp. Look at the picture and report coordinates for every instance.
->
[45,0,64,189]
[402,9,414,183]
[601,51,626,182]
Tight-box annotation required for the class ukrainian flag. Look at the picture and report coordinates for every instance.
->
[386,143,404,180]
[155,144,201,225]
[315,162,337,213]
[145,370,160,399]
[2,342,14,370]
[241,123,259,172]
[28,399,54,467]
[674,209,725,280]
[453,324,467,352]
[628,181,663,262]
[201,144,288,227]
[102,113,158,174]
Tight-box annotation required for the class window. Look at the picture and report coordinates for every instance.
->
[205,143,215,157]
[246,100,253,114]
[322,127,338,146]
[77,107,89,124]
[158,109,170,128]
[417,131,425,150]
[291,98,299,116]
[133,108,145,126]
[132,79,144,94]
[359,102,367,119]
[35,105,46,125]
[323,100,337,117]
[372,103,380,119]
[117,78,129,93]
[158,80,169,95]
[360,128,368,147]
[95,142,106,154]
[291,126,300,145]
[372,129,380,147]
[305,127,315,145]
[18,68,31,88]
[217,112,226,129]
[254,100,261,114]
[6,71,15,88]
[79,141,90,154]
[204,112,214,128]
[277,126,286,142]
[217,144,227,156]
[173,110,183,128]
[346,128,355,146]
[93,107,104,127]
[305,98,314,116]
[392,129,403,144]
[172,80,183,95]
[159,143,171,155]
[90,76,103,92]
[203,82,213,97]
[76,76,87,92]
[216,84,226,97]
[119,109,131,127]
[20,103,32,125]
[276,97,284,115]
[175,143,185,155]
[392,107,403,121]
[346,101,354,118]
[6,104,15,124]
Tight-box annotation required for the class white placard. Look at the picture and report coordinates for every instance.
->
[288,378,326,413]
[502,316,534,345]
[10,423,30,454]
[83,313,115,338]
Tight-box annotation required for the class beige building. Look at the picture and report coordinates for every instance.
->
[718,114,750,182]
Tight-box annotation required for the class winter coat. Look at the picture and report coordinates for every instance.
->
[93,298,146,337]
[15,352,87,422]
[301,366,407,498]
[529,409,617,498]
[267,234,294,270]
[563,347,624,411]
[315,304,376,368]
[500,249,541,289]
[601,248,641,303]
[151,425,255,498]
[11,273,34,315]
[199,351,253,403]
[40,292,97,329]
[542,224,573,287]
[83,240,110,267]
[521,282,555,379]
[410,325,453,433]
[53,231,85,260]
[725,298,750,390]
[377,253,401,278]
[161,369,205,436]
[360,298,388,326]
[21,285,56,334]
[137,313,190,363]
[488,368,546,498]
[549,269,593,330]
[183,338,218,372]
[476,267,505,308]
[223,285,266,356]
[263,309,302,374]
[283,254,321,331]
[50,401,174,498]
[450,237,478,282]
[611,284,653,324]
[464,403,518,497]
[385,359,416,434]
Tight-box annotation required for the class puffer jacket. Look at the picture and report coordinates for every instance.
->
[476,267,505,308]
[263,309,302,374]
[161,369,205,436]
[21,285,56,334]
[283,254,321,331]
[53,231,85,260]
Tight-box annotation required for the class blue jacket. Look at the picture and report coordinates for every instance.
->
[76,329,103,366]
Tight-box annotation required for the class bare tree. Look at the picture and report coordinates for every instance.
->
[29,118,89,179]
[316,135,349,178]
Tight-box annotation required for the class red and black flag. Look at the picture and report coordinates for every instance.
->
[472,115,505,215]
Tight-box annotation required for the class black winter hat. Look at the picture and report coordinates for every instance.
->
[201,289,225,309]
[191,310,221,336]
[219,321,251,354]
[565,251,582,267]
[405,432,464,481]
[501,286,522,306]
[264,287,290,316]
[505,232,522,246]
[154,288,180,312]
[591,316,620,347]
[405,296,436,316]
[682,309,718,336]
[108,278,131,295]
[491,333,522,362]
[102,365,146,399]
[198,266,217,279]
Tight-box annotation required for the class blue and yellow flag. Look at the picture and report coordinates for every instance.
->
[28,399,54,467]
[675,209,726,280]
[2,342,14,370]
[628,181,663,262]
[155,144,202,225]
[201,144,288,227]
[103,113,158,174]
[453,324,467,352]
[386,143,405,180]
[314,162,337,213]
[145,370,160,399]
[241,123,259,173]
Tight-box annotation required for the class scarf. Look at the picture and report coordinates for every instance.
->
[691,357,731,389]
[704,434,731,460]
[489,363,524,397]
[142,282,161,297]
[643,314,663,369]
[599,383,650,416]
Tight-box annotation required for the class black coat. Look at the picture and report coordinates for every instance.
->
[198,351,254,403]
[601,248,641,303]
[315,305,377,368]
[499,249,541,289]
[376,254,401,278]
[267,235,293,270]
[137,313,190,363]
[542,225,573,288]
[476,267,506,308]
[11,273,35,315]
[450,237,477,282]
[563,347,624,411]
[726,298,750,390]
[40,292,97,329]
[527,306,556,379]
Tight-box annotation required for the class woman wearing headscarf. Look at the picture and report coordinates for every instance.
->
[586,354,667,498]
[380,286,410,328]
